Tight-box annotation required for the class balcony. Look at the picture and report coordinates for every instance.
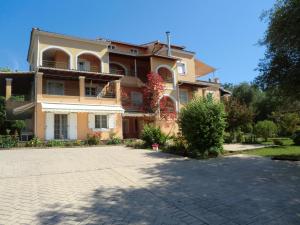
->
[42,48,70,69]
[42,60,69,70]
[158,67,173,83]
[77,53,101,73]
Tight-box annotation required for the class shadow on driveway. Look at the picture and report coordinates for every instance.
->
[36,151,300,225]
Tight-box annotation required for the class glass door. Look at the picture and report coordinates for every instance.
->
[54,114,68,139]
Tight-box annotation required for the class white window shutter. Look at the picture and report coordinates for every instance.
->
[68,113,77,140]
[88,113,95,129]
[108,114,116,129]
[45,112,54,140]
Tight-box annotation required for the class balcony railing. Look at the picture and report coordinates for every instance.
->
[42,60,70,70]
[77,65,101,73]
[110,68,135,76]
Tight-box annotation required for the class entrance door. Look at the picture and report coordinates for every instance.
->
[123,119,130,139]
[122,117,139,139]
[54,114,68,139]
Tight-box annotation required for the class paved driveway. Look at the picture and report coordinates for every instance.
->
[0,146,299,225]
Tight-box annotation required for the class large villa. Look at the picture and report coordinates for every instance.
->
[0,28,229,141]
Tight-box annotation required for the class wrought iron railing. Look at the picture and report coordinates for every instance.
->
[42,60,70,69]
[77,65,101,73]
[110,68,135,76]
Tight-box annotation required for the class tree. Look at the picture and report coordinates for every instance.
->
[179,96,226,157]
[232,82,262,107]
[0,67,11,72]
[256,0,300,101]
[254,120,278,141]
[224,98,253,133]
[271,112,300,136]
[0,97,6,133]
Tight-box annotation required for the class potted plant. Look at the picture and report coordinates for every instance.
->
[152,143,159,151]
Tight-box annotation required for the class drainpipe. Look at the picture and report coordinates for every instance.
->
[166,31,171,57]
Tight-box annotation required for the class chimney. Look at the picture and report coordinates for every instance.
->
[213,77,220,83]
[166,31,171,57]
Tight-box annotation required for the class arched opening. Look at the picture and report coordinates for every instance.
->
[109,63,127,75]
[42,48,70,69]
[157,67,173,83]
[159,95,176,120]
[77,53,101,73]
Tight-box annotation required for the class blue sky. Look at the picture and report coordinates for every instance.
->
[0,0,275,84]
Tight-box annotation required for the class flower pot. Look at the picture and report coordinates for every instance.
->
[152,144,159,151]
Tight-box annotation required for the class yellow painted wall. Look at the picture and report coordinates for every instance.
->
[77,112,122,140]
[36,107,123,140]
[37,34,109,73]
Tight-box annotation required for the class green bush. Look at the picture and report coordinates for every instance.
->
[272,139,284,146]
[243,134,258,144]
[162,135,188,156]
[10,120,26,136]
[0,97,6,133]
[46,140,65,147]
[86,132,102,145]
[107,137,122,145]
[106,132,122,145]
[254,120,278,141]
[125,139,145,149]
[141,124,167,147]
[10,95,25,102]
[179,96,226,157]
[272,112,300,136]
[223,132,234,143]
[236,131,245,143]
[292,131,300,145]
[0,135,18,148]
[25,137,43,147]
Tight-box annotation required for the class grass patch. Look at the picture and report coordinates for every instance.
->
[225,138,300,161]
[261,138,293,146]
[243,145,300,157]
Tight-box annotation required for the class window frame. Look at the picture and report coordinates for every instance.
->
[46,80,64,95]
[177,61,187,75]
[179,89,189,104]
[85,86,97,97]
[94,115,108,129]
[130,49,138,55]
[77,59,91,72]
[131,91,143,106]
[108,45,116,50]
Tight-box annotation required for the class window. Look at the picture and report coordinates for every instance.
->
[95,115,108,129]
[54,114,68,139]
[177,62,186,75]
[108,45,116,50]
[131,91,143,106]
[130,49,138,54]
[78,59,90,71]
[46,81,64,95]
[179,90,189,104]
[85,87,96,97]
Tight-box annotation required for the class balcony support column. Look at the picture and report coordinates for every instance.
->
[5,78,13,100]
[134,59,137,77]
[35,72,43,101]
[115,80,121,105]
[79,76,85,101]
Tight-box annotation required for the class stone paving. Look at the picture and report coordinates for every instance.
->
[223,144,269,152]
[0,146,299,225]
